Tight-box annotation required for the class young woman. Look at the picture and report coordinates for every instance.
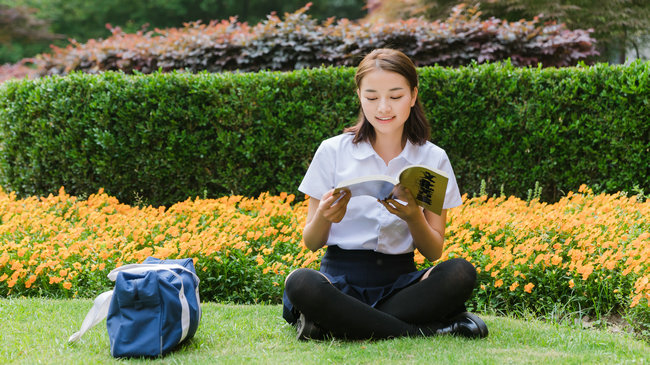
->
[282,48,488,340]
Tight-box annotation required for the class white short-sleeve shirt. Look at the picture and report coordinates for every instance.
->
[299,133,463,255]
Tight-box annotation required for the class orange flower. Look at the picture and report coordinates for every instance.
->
[24,275,37,288]
[524,283,535,293]
[509,282,519,291]
[414,252,425,265]
[166,225,180,238]
[0,253,9,266]
[577,264,594,281]
[10,260,23,271]
[550,255,562,266]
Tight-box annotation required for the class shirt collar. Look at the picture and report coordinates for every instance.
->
[350,139,376,160]
[400,140,421,165]
[351,138,421,165]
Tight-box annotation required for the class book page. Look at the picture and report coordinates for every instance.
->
[334,175,396,201]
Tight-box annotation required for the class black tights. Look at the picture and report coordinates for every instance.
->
[284,258,477,340]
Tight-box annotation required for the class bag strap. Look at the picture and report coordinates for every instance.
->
[68,290,114,342]
[69,263,200,343]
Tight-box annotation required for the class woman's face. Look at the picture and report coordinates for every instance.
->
[357,69,418,140]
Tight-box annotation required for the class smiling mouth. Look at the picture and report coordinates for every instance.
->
[376,116,394,121]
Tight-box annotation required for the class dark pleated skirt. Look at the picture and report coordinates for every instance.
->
[283,245,428,324]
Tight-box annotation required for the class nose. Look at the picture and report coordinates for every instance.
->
[378,98,391,113]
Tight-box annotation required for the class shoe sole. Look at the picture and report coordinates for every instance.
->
[296,313,325,341]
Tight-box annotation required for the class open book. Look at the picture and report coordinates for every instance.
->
[333,165,449,215]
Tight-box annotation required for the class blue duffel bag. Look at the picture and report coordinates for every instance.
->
[69,257,201,357]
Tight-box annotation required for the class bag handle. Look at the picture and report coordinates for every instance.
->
[69,263,199,343]
[108,263,200,285]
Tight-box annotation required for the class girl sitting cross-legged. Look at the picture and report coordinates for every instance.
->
[282,48,488,341]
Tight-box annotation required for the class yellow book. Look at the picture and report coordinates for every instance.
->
[333,165,449,215]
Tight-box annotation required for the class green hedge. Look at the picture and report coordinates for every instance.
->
[1,62,648,206]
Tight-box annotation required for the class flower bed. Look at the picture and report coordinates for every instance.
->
[0,186,647,332]
[439,185,649,334]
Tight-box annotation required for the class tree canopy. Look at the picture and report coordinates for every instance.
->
[0,4,57,44]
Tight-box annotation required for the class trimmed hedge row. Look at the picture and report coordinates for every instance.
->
[0,61,648,206]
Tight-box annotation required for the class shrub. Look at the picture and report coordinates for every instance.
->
[1,62,648,206]
[0,61,37,83]
[30,4,598,77]
[0,68,358,206]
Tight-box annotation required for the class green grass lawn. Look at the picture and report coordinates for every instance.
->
[1,298,648,364]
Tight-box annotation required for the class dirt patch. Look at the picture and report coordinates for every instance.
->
[579,312,634,334]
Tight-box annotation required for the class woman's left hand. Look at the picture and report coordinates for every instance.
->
[379,186,422,222]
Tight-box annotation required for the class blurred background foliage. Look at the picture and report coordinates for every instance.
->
[0,0,366,64]
[1,0,649,66]
[368,0,650,63]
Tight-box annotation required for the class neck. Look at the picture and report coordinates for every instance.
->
[372,133,405,165]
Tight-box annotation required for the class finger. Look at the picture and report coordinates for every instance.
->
[329,196,349,218]
[331,193,349,209]
[389,185,403,198]
[386,198,406,208]
[393,184,410,200]
[325,191,345,207]
[379,199,398,213]
[405,189,416,203]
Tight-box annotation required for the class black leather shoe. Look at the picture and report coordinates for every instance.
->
[436,312,489,339]
[295,313,326,341]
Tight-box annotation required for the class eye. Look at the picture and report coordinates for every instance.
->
[365,97,378,101]
[390,96,403,100]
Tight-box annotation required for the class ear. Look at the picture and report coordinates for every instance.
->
[357,88,361,100]
[411,87,418,107]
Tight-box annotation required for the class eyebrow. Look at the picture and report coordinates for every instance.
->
[363,87,405,92]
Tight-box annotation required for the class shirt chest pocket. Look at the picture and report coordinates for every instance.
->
[376,211,412,254]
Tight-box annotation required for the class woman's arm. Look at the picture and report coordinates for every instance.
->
[302,190,351,252]
[407,209,446,261]
[380,187,446,261]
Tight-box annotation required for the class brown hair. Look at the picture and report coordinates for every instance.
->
[344,48,430,145]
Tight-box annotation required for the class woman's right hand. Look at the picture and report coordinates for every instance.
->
[316,189,351,223]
